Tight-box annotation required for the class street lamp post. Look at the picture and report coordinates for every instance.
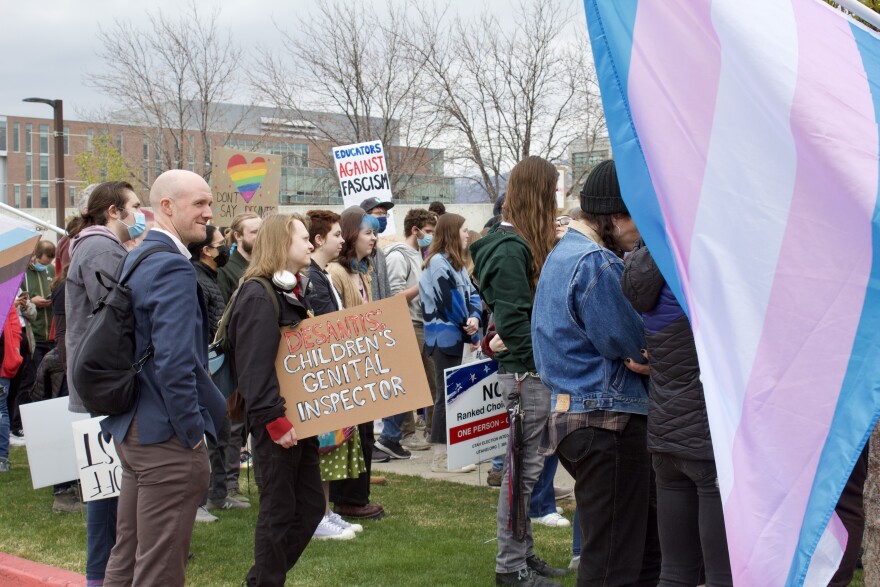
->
[23,98,65,231]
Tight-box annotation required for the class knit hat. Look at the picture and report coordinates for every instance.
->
[580,160,628,215]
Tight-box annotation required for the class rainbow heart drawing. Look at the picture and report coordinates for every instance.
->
[227,154,268,203]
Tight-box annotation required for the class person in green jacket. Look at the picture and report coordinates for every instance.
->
[218,212,262,302]
[470,156,567,587]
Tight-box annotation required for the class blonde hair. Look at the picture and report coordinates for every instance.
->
[243,213,310,281]
[226,212,260,247]
[503,156,558,295]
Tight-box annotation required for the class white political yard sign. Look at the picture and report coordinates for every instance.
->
[332,140,392,208]
[20,396,90,488]
[72,417,122,502]
[445,358,509,470]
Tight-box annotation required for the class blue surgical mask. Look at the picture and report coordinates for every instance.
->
[376,217,388,234]
[34,262,48,272]
[417,233,433,248]
[122,211,147,241]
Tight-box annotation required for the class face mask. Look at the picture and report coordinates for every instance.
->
[376,217,388,233]
[34,262,48,272]
[417,232,433,248]
[121,211,147,241]
[214,244,230,268]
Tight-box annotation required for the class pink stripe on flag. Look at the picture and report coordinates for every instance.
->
[723,2,878,583]
[628,0,720,275]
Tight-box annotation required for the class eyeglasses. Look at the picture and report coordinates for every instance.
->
[555,216,572,226]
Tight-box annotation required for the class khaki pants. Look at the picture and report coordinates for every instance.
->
[104,417,209,587]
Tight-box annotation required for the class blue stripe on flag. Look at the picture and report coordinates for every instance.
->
[786,22,880,586]
[0,227,44,252]
[583,0,688,313]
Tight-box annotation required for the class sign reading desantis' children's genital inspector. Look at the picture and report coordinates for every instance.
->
[211,146,281,226]
[275,294,432,439]
[332,140,392,208]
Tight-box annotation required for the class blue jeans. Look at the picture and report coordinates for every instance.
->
[379,412,405,444]
[528,454,559,518]
[87,497,118,581]
[573,508,582,556]
[491,455,503,472]
[0,377,9,459]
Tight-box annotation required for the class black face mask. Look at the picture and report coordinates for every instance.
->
[214,244,230,268]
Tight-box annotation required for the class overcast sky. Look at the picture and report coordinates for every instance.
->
[1,0,587,122]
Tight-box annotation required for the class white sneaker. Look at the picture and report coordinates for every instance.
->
[530,512,571,528]
[569,555,580,570]
[328,511,363,533]
[313,515,356,540]
[195,506,218,523]
[556,506,563,515]
[9,433,25,447]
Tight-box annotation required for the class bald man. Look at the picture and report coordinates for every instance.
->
[101,170,226,587]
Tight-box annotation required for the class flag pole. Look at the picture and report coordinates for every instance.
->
[836,0,880,30]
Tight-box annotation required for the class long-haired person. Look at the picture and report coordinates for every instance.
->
[227,214,323,586]
[304,210,366,540]
[419,213,482,473]
[324,207,385,521]
[532,160,660,586]
[471,156,568,586]
[65,181,145,585]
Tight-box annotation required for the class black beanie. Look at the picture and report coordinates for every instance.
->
[580,160,628,215]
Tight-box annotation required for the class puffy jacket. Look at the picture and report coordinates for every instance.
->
[621,241,713,460]
[193,261,225,339]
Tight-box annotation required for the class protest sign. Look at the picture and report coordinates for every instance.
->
[276,294,432,439]
[72,417,122,502]
[211,146,281,227]
[332,140,392,208]
[445,358,508,471]
[20,397,90,489]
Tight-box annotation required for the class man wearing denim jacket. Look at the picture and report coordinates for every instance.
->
[532,160,660,586]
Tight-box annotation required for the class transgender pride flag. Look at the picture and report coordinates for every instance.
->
[0,215,41,318]
[583,0,880,585]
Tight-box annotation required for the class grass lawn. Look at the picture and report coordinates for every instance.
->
[0,446,866,586]
[0,446,577,586]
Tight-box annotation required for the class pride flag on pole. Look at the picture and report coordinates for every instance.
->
[0,215,41,317]
[583,0,880,584]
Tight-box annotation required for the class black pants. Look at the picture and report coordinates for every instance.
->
[245,426,323,587]
[429,350,462,444]
[8,337,33,433]
[652,453,732,586]
[206,415,233,502]
[557,415,660,587]
[329,422,373,506]
[828,444,869,587]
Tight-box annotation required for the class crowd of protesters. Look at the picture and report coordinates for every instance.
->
[0,159,869,587]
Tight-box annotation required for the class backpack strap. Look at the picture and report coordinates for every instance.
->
[94,245,178,292]
[212,276,282,346]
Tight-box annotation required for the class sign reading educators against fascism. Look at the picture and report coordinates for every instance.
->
[445,358,509,471]
[72,417,122,502]
[211,146,281,226]
[332,140,392,208]
[275,294,432,439]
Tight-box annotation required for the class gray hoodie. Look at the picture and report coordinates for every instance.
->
[65,225,127,413]
[384,242,423,324]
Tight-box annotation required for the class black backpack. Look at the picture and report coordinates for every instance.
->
[70,245,176,416]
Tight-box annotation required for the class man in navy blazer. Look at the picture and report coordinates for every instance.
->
[102,169,226,587]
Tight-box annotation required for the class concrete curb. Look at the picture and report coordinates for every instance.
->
[0,553,85,586]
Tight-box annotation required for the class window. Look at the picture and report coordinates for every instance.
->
[13,185,20,207]
[12,122,19,152]
[25,156,31,181]
[142,135,149,160]
[25,185,32,208]
[63,127,70,155]
[154,134,163,178]
[25,123,32,153]
[143,163,150,185]
[87,128,94,152]
[39,124,49,154]
[40,155,49,182]
[0,120,6,151]
[116,131,123,151]
[188,141,195,172]
[69,186,75,207]
[281,144,309,168]
[40,185,49,208]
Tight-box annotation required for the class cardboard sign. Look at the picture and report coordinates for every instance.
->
[276,294,432,439]
[72,417,122,502]
[332,140,392,208]
[211,146,281,226]
[20,397,90,489]
[445,358,509,470]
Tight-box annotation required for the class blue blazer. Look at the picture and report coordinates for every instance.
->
[101,231,226,448]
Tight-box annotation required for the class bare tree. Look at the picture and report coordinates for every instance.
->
[407,0,605,202]
[252,0,447,200]
[87,3,247,180]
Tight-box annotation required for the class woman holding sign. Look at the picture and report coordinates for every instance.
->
[226,214,324,587]
[325,207,386,521]
[418,213,483,473]
[304,209,367,541]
